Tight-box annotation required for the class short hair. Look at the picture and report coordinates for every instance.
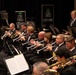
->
[71,10,76,15]
[39,31,45,36]
[27,25,34,33]
[27,21,35,28]
[10,23,15,27]
[33,61,49,74]
[20,22,27,26]
[56,34,65,40]
[55,48,70,59]
[44,32,52,41]
[65,36,75,43]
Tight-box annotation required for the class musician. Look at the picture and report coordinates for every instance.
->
[52,48,76,75]
[1,23,17,40]
[65,36,76,56]
[19,22,27,35]
[32,61,49,75]
[1,23,19,56]
[25,25,37,42]
[35,32,53,60]
[65,10,76,37]
[23,31,45,64]
[47,34,66,52]
[27,21,36,30]
[7,23,16,37]
[13,22,27,41]
[30,31,45,45]
[70,10,76,27]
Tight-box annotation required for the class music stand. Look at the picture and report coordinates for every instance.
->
[4,53,29,75]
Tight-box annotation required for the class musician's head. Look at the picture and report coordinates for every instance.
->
[9,23,15,30]
[27,25,34,34]
[20,22,27,30]
[32,61,49,75]
[38,31,45,40]
[44,32,52,43]
[27,21,35,29]
[70,10,76,19]
[55,48,70,62]
[55,34,65,45]
[65,36,75,50]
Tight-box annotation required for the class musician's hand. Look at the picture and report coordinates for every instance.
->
[5,31,11,36]
[46,44,52,51]
[52,66,58,70]
[16,30,21,36]
[20,35,25,41]
[30,39,36,45]
[35,41,42,47]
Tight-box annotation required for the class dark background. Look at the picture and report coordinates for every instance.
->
[0,0,74,32]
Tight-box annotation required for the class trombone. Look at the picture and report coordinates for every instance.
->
[48,55,76,69]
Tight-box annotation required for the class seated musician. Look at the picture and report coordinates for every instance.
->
[13,22,27,41]
[52,48,76,75]
[65,36,76,56]
[35,32,53,60]
[21,25,37,52]
[1,23,17,40]
[24,32,53,65]
[19,22,27,34]
[23,31,45,64]
[25,25,37,42]
[30,31,45,49]
[47,34,66,52]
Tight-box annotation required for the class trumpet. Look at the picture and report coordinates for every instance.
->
[1,33,7,40]
[1,31,9,40]
[37,46,47,54]
[21,38,39,46]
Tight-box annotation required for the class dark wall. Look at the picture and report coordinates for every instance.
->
[0,0,74,31]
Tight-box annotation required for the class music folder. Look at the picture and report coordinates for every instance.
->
[4,53,29,75]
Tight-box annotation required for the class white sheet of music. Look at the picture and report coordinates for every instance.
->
[5,54,29,75]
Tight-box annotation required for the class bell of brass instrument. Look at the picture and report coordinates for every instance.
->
[1,31,9,40]
[42,69,59,75]
[1,33,7,40]
[46,52,57,64]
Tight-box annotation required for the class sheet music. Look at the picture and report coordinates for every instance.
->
[5,54,29,75]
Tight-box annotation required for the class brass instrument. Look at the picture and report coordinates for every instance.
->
[49,55,76,69]
[46,52,57,63]
[42,69,59,75]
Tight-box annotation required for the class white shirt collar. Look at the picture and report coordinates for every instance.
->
[70,47,75,52]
